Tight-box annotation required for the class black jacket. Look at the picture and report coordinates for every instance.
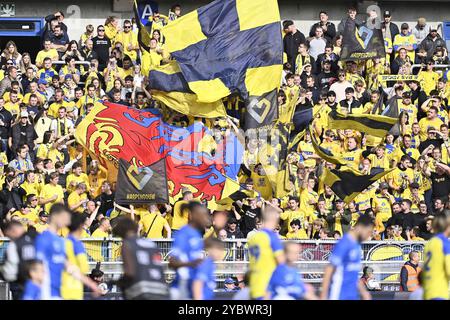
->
[11,123,37,151]
[283,30,306,72]
[0,108,12,141]
[309,21,336,42]
[381,22,400,43]
[419,33,447,58]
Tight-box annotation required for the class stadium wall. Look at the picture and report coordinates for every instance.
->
[7,0,450,45]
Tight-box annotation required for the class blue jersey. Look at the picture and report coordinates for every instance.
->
[22,280,42,300]
[192,256,216,300]
[35,230,67,299]
[268,264,306,300]
[328,233,362,300]
[170,224,204,297]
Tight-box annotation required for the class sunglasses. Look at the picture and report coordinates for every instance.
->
[98,29,105,32]
[124,26,131,29]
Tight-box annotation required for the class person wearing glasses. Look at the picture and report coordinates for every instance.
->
[92,25,112,71]
[114,20,139,63]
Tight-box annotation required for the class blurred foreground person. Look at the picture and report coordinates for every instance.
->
[321,215,375,300]
[268,242,317,300]
[422,215,450,300]
[113,216,169,300]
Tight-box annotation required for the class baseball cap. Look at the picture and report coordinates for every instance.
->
[379,182,389,190]
[228,217,238,224]
[430,25,437,31]
[20,111,29,118]
[224,278,235,285]
[335,198,344,203]
[64,74,73,80]
[383,10,391,17]
[327,90,336,97]
[38,79,48,85]
[401,23,409,30]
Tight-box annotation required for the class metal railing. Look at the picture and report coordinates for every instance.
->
[0,238,428,288]
[410,63,450,74]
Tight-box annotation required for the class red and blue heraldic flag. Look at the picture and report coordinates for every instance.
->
[75,102,244,207]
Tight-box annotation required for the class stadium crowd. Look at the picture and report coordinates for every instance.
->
[0,3,449,300]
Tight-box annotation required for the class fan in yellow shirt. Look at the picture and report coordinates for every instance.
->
[171,190,194,232]
[280,196,304,234]
[137,204,172,239]
[68,183,88,214]
[21,171,43,196]
[39,172,65,212]
[35,40,60,68]
[11,205,39,229]
[285,219,309,239]
[33,211,50,234]
[66,162,90,194]
[91,218,111,238]
[418,106,444,141]
[114,20,139,62]
[417,61,440,95]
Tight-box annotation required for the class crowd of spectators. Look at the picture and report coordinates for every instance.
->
[0,5,448,247]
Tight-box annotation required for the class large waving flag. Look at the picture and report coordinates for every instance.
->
[310,127,346,166]
[340,18,385,61]
[159,0,283,104]
[328,110,398,138]
[149,61,227,118]
[74,102,244,207]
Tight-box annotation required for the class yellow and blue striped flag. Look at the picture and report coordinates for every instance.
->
[159,0,283,103]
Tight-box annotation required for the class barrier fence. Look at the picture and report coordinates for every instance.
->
[0,238,428,291]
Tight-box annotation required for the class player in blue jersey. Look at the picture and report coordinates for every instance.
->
[35,204,72,299]
[168,201,211,299]
[321,214,375,300]
[192,237,224,300]
[268,242,317,300]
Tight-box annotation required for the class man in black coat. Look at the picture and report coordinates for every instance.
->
[381,11,399,43]
[10,112,37,154]
[283,20,306,73]
[309,11,336,43]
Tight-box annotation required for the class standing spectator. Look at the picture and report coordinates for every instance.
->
[45,24,69,58]
[295,43,316,75]
[337,7,363,34]
[226,218,244,239]
[381,11,399,44]
[81,39,98,62]
[104,16,120,42]
[39,172,64,212]
[329,69,353,103]
[400,251,422,292]
[10,111,37,153]
[79,24,95,48]
[0,97,12,153]
[326,199,352,235]
[35,40,59,69]
[412,18,431,45]
[419,27,447,60]
[92,25,112,71]
[44,11,68,35]
[393,23,418,63]
[283,20,306,73]
[308,27,328,60]
[114,20,139,63]
[309,11,336,42]
[8,145,33,183]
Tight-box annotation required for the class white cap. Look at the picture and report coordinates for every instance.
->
[20,111,29,118]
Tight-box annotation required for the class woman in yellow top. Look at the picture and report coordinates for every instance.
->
[104,16,120,41]
[79,24,94,47]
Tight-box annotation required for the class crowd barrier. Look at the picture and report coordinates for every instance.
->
[0,238,428,291]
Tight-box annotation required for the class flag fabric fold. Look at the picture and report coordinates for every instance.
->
[149,61,227,118]
[328,110,398,138]
[321,167,394,203]
[159,0,283,103]
[310,126,346,166]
